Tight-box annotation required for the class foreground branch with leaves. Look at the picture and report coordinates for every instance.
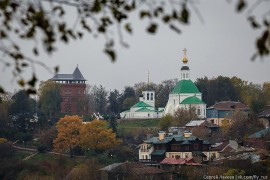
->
[0,0,269,94]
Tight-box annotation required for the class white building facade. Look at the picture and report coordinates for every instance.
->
[120,90,164,119]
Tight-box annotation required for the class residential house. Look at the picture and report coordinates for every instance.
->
[99,162,170,180]
[244,128,270,150]
[160,157,201,171]
[138,131,219,165]
[51,66,87,114]
[185,120,219,136]
[206,101,250,126]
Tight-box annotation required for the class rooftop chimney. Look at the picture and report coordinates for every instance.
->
[183,130,192,138]
[158,131,166,141]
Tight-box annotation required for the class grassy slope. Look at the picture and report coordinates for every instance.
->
[117,118,161,137]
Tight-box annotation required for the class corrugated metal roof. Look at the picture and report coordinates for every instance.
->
[248,128,270,138]
[150,150,166,155]
[160,157,201,166]
[185,120,205,127]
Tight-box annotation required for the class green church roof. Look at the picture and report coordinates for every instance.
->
[135,107,155,112]
[180,96,205,104]
[171,79,200,94]
[131,101,152,108]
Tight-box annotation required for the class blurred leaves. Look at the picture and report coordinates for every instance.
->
[0,0,269,95]
[104,49,116,62]
[236,0,246,12]
[147,23,158,33]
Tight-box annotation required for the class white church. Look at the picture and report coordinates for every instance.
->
[164,49,206,118]
[120,49,206,119]
[120,91,165,119]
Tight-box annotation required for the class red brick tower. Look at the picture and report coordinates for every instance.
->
[51,66,87,114]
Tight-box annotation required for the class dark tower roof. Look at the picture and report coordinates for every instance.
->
[72,67,86,80]
[181,66,190,71]
[51,66,86,81]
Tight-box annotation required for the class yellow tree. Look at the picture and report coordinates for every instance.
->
[53,115,82,157]
[80,119,121,152]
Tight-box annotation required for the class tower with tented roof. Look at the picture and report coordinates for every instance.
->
[51,65,87,114]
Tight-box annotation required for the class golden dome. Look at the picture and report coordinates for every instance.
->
[182,57,188,64]
[182,48,188,64]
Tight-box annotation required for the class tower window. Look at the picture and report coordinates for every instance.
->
[147,93,149,100]
[151,93,154,100]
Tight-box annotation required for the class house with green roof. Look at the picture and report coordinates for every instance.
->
[120,90,164,119]
[164,49,206,118]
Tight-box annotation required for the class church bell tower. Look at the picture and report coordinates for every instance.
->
[180,48,190,80]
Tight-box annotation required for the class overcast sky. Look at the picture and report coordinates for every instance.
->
[1,0,270,93]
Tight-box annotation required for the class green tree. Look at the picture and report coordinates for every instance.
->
[195,76,209,104]
[120,86,136,110]
[155,79,177,107]
[38,80,61,121]
[0,93,12,129]
[53,115,82,157]
[92,85,108,114]
[262,82,270,105]
[174,107,198,126]
[8,90,36,132]
[196,76,241,106]
[159,114,173,131]
[108,89,121,114]
[109,114,118,134]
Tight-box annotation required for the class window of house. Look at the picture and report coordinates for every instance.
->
[194,144,199,150]
[151,93,154,100]
[185,153,188,158]
[171,145,179,151]
[147,93,149,100]
[145,155,148,159]
[172,155,174,158]
[142,155,144,159]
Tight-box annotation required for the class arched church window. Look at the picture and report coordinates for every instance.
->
[197,108,201,115]
[147,93,149,100]
[151,93,154,100]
